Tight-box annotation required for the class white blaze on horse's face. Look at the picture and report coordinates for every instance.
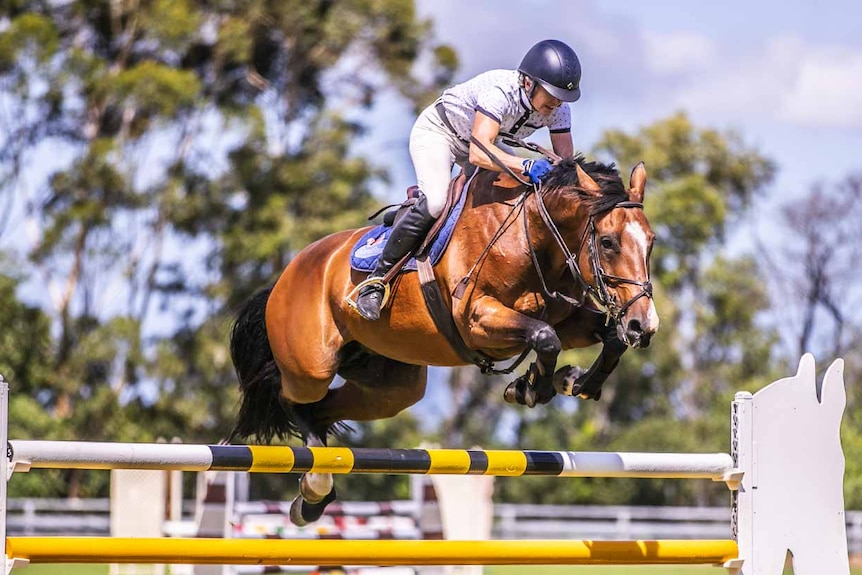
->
[624,221,660,334]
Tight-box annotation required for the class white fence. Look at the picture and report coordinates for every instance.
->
[8,497,862,553]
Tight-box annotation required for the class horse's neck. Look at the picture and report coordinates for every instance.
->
[448,175,563,283]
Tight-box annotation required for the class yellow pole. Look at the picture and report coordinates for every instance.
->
[6,537,738,565]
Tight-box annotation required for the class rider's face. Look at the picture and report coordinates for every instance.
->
[528,81,563,116]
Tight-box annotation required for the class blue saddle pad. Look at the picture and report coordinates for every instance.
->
[350,190,467,272]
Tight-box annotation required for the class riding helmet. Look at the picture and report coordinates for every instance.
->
[518,39,582,102]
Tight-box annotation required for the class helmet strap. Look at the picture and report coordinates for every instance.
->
[523,76,539,111]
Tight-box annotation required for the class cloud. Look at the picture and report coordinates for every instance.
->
[653,35,862,128]
[781,43,862,127]
[642,32,716,75]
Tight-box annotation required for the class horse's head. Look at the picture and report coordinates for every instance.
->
[542,157,659,348]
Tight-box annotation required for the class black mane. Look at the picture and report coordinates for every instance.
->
[541,155,628,214]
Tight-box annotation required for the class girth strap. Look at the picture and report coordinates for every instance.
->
[416,257,496,370]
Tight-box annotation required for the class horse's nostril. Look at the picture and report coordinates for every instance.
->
[628,319,643,335]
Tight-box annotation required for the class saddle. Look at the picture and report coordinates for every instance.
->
[348,170,493,367]
[350,172,469,275]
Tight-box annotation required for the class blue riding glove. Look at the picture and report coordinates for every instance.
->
[522,158,553,184]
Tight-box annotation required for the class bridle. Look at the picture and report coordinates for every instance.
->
[527,191,654,325]
[465,134,654,327]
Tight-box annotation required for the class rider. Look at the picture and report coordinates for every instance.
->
[354,39,582,321]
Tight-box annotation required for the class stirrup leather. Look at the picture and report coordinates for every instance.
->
[345,277,392,313]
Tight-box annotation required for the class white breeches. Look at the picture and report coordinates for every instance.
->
[409,104,470,218]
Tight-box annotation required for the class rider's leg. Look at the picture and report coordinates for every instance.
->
[410,101,468,217]
[355,194,435,320]
[354,104,464,321]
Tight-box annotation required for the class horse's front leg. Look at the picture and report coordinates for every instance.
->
[465,296,561,408]
[553,309,627,401]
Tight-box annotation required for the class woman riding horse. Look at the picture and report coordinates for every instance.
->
[354,39,582,321]
[228,151,658,525]
[227,38,658,527]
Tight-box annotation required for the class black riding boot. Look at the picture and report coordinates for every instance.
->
[355,194,435,321]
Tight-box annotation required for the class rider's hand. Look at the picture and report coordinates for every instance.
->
[522,158,553,184]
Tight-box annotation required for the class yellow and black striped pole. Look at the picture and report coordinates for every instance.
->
[7,441,734,480]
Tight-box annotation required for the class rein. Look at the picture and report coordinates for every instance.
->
[529,195,653,325]
[448,137,653,375]
[465,135,653,325]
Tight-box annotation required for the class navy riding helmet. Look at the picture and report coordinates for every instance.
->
[518,39,582,102]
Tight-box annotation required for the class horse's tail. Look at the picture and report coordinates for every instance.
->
[227,287,303,444]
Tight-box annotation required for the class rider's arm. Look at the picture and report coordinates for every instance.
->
[468,112,530,174]
[550,131,573,160]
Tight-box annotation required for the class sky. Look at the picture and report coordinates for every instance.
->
[364,0,862,246]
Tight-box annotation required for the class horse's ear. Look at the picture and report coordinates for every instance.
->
[629,161,647,203]
[575,163,602,195]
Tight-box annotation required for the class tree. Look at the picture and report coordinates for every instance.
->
[758,173,862,456]
[760,174,862,361]
[0,0,455,497]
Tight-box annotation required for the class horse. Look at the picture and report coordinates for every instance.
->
[227,155,659,525]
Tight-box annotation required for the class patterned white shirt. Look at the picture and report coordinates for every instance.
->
[438,69,571,142]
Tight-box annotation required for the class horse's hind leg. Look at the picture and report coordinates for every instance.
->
[316,353,428,425]
[281,348,427,526]
[288,432,337,526]
[285,358,427,526]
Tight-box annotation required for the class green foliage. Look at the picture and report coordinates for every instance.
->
[595,112,775,292]
[0,13,58,71]
[112,61,201,124]
[843,423,862,509]
[0,1,456,499]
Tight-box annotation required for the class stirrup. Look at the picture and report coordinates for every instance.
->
[345,277,392,313]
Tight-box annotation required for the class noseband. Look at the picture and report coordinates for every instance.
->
[528,192,654,325]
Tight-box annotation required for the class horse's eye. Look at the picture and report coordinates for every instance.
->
[600,237,615,250]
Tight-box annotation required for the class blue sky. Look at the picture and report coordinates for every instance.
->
[365,0,862,240]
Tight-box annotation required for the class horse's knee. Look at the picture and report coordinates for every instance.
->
[528,325,561,359]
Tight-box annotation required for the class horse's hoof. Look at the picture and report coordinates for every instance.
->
[289,494,310,527]
[299,473,333,504]
[553,365,587,396]
[289,487,338,527]
[503,379,537,408]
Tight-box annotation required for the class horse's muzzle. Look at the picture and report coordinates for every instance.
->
[618,318,654,349]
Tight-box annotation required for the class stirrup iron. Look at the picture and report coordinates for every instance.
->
[346,277,392,313]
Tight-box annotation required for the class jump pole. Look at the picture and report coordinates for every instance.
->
[4,537,739,566]
[6,441,737,482]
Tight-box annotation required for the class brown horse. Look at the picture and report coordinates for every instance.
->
[228,156,658,525]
